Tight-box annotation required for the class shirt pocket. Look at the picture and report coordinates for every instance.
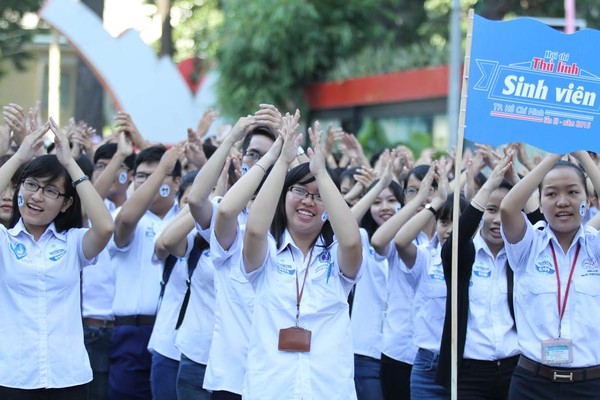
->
[308,263,347,314]
[227,267,255,307]
[518,275,556,327]
[573,278,600,327]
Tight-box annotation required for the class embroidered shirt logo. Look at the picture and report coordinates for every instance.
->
[318,250,331,263]
[48,248,67,261]
[10,243,27,260]
[535,259,555,275]
[428,263,445,282]
[276,259,295,275]
[473,264,492,278]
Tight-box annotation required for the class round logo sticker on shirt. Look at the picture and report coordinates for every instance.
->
[17,192,24,207]
[159,184,171,198]
[118,171,128,184]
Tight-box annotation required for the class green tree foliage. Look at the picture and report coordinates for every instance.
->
[172,0,223,62]
[215,0,385,118]
[0,0,43,79]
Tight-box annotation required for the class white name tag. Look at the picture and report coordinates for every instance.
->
[541,338,573,365]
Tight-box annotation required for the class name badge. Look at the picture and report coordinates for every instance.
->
[541,338,573,365]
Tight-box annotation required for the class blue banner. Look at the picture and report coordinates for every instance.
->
[465,15,600,153]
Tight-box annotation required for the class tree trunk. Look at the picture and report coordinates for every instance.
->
[75,0,105,134]
[157,0,174,57]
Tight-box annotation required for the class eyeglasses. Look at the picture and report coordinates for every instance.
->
[404,186,436,198]
[133,172,172,184]
[243,149,263,161]
[21,179,68,200]
[289,186,323,203]
[94,162,130,172]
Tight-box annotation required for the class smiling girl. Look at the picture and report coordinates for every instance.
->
[242,116,363,399]
[0,119,114,399]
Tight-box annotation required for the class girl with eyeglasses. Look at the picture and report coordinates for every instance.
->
[0,119,114,399]
[242,114,363,399]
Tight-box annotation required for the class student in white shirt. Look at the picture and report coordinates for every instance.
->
[0,120,114,399]
[188,110,279,400]
[371,164,437,400]
[155,113,274,400]
[0,154,24,227]
[501,151,600,399]
[346,151,400,400]
[83,133,136,400]
[109,144,184,400]
[242,116,363,399]
[393,162,459,400]
[437,152,534,399]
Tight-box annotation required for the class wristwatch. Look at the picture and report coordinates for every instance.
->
[424,203,437,215]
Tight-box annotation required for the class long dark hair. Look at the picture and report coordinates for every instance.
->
[10,155,82,231]
[271,163,334,249]
[360,179,403,239]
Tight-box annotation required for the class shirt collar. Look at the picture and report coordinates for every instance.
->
[474,228,506,259]
[542,223,586,253]
[276,229,326,255]
[8,219,67,242]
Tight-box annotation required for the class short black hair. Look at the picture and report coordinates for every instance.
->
[437,194,468,221]
[241,125,277,154]
[94,142,136,170]
[134,145,182,178]
[178,170,198,203]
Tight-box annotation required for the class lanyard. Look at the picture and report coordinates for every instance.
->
[549,241,581,338]
[291,246,314,327]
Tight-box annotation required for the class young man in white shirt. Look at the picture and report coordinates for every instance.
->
[108,144,183,399]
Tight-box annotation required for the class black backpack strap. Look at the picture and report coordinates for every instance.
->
[506,261,516,326]
[156,254,178,314]
[175,238,205,329]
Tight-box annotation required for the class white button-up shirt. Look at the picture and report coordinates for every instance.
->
[81,249,115,320]
[381,235,425,363]
[0,220,96,389]
[204,220,254,394]
[147,232,194,360]
[463,230,519,360]
[242,230,363,400]
[503,217,600,367]
[405,236,446,352]
[175,215,215,365]
[110,204,179,316]
[351,229,388,359]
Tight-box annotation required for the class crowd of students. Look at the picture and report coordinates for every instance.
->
[1,101,600,400]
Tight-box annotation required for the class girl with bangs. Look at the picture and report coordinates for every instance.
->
[242,115,363,399]
[0,120,114,399]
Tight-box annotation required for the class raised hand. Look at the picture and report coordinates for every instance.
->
[307,120,328,176]
[158,142,186,175]
[195,108,219,142]
[3,103,26,145]
[279,110,302,164]
[115,111,147,149]
[48,117,75,166]
[185,128,207,168]
[227,115,258,144]
[255,104,283,132]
